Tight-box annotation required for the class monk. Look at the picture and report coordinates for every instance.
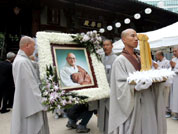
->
[108,29,167,134]
[11,36,49,134]
[97,39,117,134]
[170,46,178,120]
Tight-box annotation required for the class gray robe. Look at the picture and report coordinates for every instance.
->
[11,50,49,134]
[170,57,178,113]
[108,55,166,134]
[97,52,117,134]
[157,57,171,111]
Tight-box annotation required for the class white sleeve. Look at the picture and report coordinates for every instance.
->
[173,63,178,73]
[60,68,80,87]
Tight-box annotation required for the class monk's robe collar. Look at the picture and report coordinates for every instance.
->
[17,50,30,59]
[105,51,115,57]
[122,48,141,71]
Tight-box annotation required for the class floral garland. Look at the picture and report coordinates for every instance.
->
[40,65,87,112]
[71,30,102,61]
[36,32,110,102]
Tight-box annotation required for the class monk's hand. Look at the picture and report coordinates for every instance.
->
[153,62,158,69]
[135,79,152,91]
[170,61,176,68]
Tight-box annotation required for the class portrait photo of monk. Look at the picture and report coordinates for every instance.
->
[53,47,94,90]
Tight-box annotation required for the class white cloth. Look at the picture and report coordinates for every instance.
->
[11,50,49,134]
[60,63,80,87]
[135,79,152,91]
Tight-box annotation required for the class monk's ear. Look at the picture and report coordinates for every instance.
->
[122,38,126,44]
[111,44,113,48]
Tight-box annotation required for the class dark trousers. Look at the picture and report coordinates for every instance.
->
[66,104,94,126]
[0,91,8,111]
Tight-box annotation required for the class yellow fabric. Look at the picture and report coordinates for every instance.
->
[138,34,152,71]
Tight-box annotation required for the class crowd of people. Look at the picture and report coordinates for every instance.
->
[0,28,178,134]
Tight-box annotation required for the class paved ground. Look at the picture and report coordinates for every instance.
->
[1,111,178,134]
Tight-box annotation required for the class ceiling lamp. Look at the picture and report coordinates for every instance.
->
[99,28,105,33]
[115,22,121,28]
[145,8,152,14]
[134,13,141,19]
[107,25,113,31]
[124,18,131,24]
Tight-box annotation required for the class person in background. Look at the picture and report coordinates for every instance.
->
[97,39,117,134]
[170,46,178,120]
[153,51,170,69]
[153,50,171,118]
[66,104,93,133]
[0,52,16,113]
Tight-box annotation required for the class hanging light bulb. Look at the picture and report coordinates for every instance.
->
[115,22,121,28]
[99,28,105,33]
[134,13,141,19]
[145,8,152,14]
[124,18,131,24]
[107,25,113,31]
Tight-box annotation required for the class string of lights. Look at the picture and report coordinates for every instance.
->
[99,7,152,33]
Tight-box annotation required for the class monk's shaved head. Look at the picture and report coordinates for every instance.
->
[173,46,178,50]
[121,28,136,39]
[66,53,76,67]
[19,36,34,48]
[121,28,138,49]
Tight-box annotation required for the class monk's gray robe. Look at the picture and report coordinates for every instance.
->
[11,50,49,134]
[108,55,166,134]
[170,57,178,113]
[97,52,117,134]
[157,57,171,111]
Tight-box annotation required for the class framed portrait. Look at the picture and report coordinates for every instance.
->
[36,32,110,101]
[51,44,97,91]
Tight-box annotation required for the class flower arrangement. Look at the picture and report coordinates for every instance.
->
[40,65,88,112]
[37,32,110,101]
[71,30,102,61]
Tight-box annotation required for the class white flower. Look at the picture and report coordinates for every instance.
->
[97,37,102,42]
[43,91,48,96]
[93,30,97,34]
[49,92,58,102]
[57,105,61,109]
[62,100,67,106]
[54,85,59,91]
[47,83,51,89]
[82,35,90,42]
[49,75,53,80]
[81,33,85,36]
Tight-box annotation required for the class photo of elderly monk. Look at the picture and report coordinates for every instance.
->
[53,47,94,89]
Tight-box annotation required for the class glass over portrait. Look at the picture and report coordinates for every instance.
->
[52,45,96,91]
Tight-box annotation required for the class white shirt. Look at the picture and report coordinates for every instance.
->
[60,63,80,87]
[157,57,170,69]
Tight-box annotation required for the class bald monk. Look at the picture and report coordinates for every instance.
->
[108,29,167,134]
[11,36,49,134]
